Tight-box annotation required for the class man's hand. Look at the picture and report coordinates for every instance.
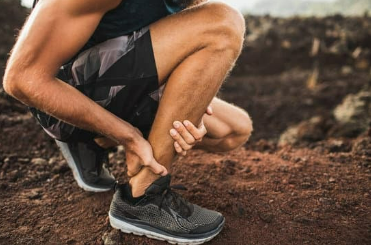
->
[169,105,212,155]
[125,129,168,177]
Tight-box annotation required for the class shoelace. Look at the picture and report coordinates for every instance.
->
[158,184,191,216]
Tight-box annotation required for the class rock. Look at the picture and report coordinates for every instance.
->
[279,116,329,146]
[102,229,121,245]
[31,158,47,165]
[27,189,42,200]
[258,212,274,223]
[352,137,371,156]
[51,161,69,174]
[48,157,59,165]
[18,158,30,163]
[331,90,371,137]
[293,215,313,224]
[39,226,50,233]
[341,66,353,75]
[301,182,313,189]
[327,139,350,153]
[329,177,336,183]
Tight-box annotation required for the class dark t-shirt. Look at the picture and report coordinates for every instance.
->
[81,0,185,52]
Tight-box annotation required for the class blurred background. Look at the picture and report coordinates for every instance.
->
[0,1,370,244]
[3,0,370,143]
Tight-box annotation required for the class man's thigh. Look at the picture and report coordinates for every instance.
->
[149,2,243,84]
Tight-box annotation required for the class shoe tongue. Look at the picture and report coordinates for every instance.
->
[145,175,171,195]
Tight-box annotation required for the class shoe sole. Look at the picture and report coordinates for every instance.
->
[56,140,113,192]
[109,212,224,245]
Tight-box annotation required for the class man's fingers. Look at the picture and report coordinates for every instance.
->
[173,121,196,145]
[184,120,206,141]
[174,142,183,153]
[170,129,192,150]
[147,159,168,176]
[174,142,187,156]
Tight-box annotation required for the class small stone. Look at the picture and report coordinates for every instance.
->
[258,212,274,223]
[31,158,47,165]
[39,226,50,233]
[52,161,69,174]
[27,190,42,200]
[319,197,334,205]
[329,177,336,183]
[2,162,9,170]
[18,158,30,163]
[102,229,121,245]
[48,157,58,165]
[269,199,274,204]
[293,215,313,224]
[301,182,313,189]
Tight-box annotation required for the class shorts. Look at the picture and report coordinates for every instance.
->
[30,27,163,142]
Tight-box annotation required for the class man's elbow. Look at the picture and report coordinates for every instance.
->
[3,67,31,101]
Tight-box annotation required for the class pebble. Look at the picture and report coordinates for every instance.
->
[258,212,274,223]
[18,158,30,163]
[52,161,69,174]
[39,226,50,233]
[31,158,47,165]
[301,182,313,189]
[2,162,9,170]
[102,229,121,245]
[48,157,59,165]
[27,190,43,200]
[329,177,336,183]
[293,215,313,224]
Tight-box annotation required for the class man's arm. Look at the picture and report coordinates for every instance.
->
[3,0,167,175]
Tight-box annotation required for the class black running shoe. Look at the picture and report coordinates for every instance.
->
[109,175,224,244]
[56,140,116,192]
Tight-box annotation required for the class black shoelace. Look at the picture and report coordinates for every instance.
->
[158,184,192,217]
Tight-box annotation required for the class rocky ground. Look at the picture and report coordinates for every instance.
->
[0,1,370,245]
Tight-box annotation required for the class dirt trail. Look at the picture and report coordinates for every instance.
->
[1,1,371,244]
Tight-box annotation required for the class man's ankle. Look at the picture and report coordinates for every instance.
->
[129,168,161,197]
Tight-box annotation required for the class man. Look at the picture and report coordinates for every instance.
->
[3,0,252,243]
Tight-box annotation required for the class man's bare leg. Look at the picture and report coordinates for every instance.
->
[128,2,246,197]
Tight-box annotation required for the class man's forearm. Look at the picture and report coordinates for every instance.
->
[7,74,137,145]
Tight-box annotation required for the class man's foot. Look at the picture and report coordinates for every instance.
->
[109,175,224,245]
[56,140,116,192]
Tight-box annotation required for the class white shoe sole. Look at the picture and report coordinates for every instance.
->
[109,212,224,245]
[56,140,112,192]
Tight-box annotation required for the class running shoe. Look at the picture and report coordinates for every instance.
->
[109,175,224,244]
[56,140,116,192]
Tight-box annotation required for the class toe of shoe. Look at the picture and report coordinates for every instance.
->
[189,213,224,235]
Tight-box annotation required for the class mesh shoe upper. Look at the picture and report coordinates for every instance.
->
[109,175,224,236]
[56,139,116,189]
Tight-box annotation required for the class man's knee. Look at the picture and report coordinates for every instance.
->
[227,111,253,149]
[200,2,246,58]
[213,110,252,152]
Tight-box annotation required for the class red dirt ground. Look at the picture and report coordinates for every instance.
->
[0,1,371,245]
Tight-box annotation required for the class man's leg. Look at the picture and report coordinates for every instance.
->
[129,2,246,197]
